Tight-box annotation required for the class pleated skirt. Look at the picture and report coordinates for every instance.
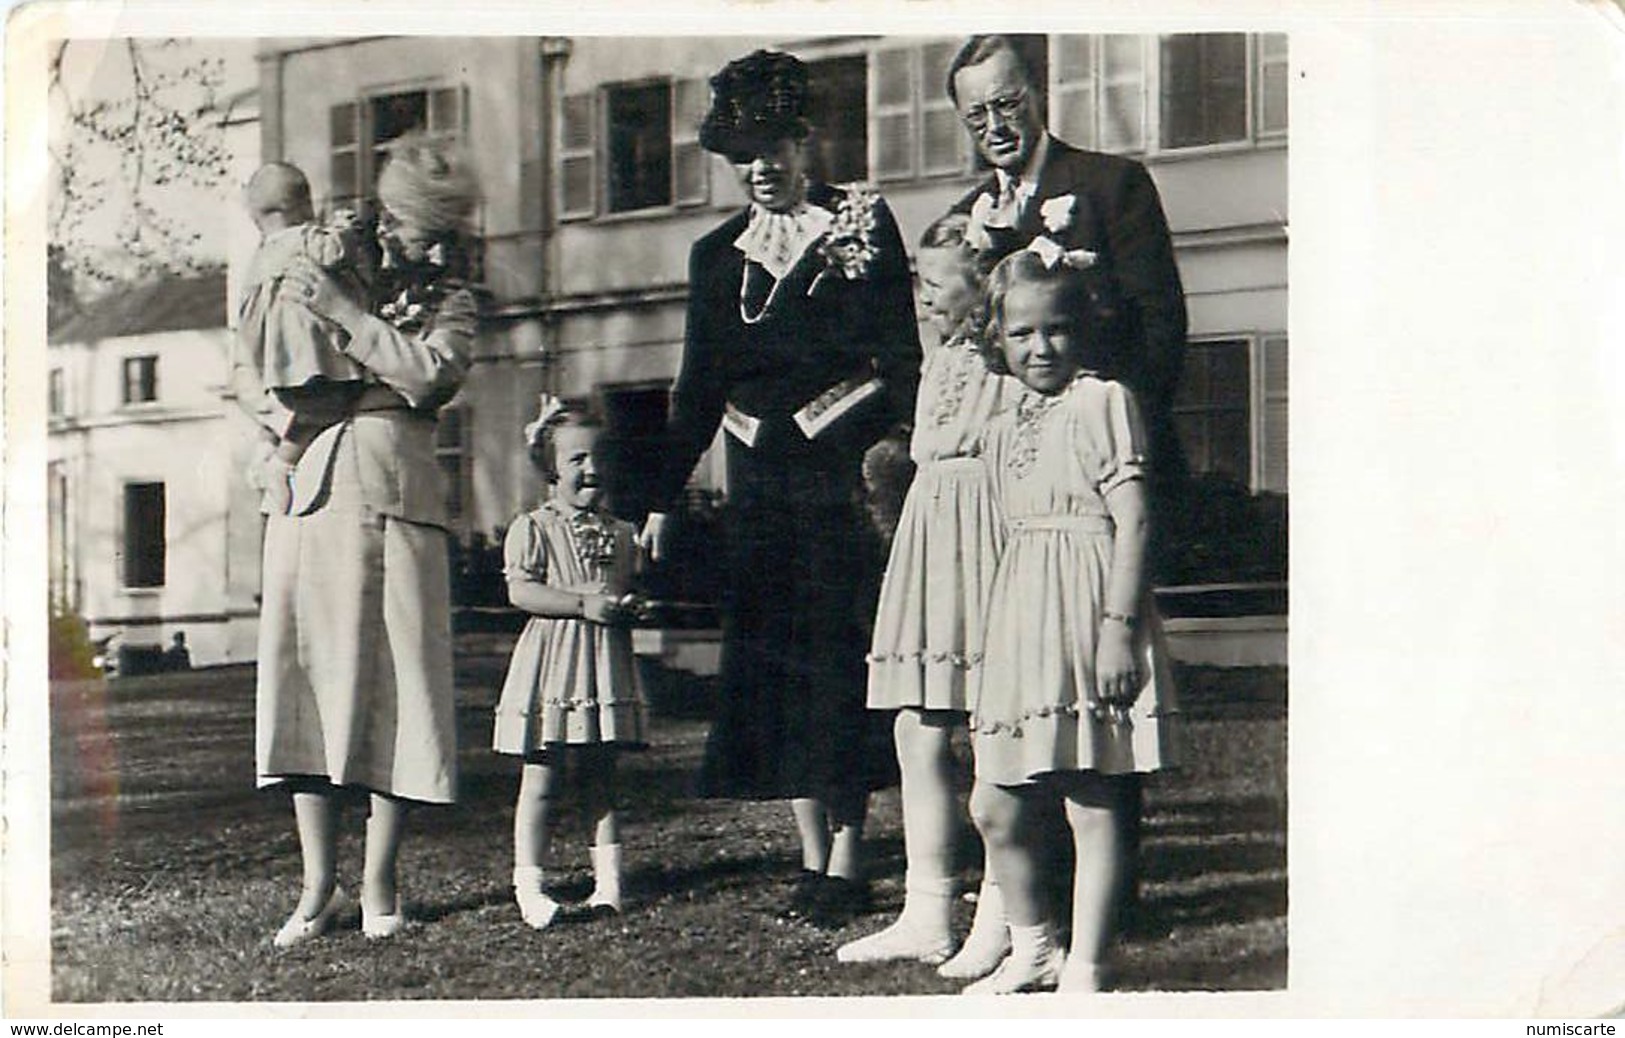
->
[865,457,1004,712]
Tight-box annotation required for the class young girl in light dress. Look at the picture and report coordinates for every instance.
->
[493,397,649,929]
[837,213,1023,976]
[961,250,1179,995]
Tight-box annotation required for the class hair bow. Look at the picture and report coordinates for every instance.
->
[523,393,566,446]
[1025,235,1099,271]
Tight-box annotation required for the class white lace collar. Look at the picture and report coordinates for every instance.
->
[733,202,835,280]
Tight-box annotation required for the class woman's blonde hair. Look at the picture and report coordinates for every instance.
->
[376,134,482,235]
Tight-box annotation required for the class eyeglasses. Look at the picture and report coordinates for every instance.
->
[960,90,1029,130]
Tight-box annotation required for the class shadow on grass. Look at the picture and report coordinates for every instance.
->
[47,652,1288,1001]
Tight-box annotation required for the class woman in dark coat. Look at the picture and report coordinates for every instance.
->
[642,50,922,925]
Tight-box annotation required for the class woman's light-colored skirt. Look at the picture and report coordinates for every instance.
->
[255,428,457,804]
[866,457,1005,713]
[969,515,1180,786]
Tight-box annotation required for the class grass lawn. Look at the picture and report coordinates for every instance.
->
[46,646,1285,1003]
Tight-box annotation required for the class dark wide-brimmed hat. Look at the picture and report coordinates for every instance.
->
[698,49,811,159]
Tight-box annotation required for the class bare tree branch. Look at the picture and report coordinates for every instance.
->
[49,38,234,290]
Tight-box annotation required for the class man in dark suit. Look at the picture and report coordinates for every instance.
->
[946,35,1188,494]
[945,33,1188,958]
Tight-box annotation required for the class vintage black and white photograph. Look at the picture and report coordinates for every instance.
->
[33,25,1289,1004]
[15,0,1625,1020]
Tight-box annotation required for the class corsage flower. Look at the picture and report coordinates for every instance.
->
[816,183,881,282]
[1040,194,1077,235]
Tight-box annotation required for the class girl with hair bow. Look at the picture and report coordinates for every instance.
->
[492,394,650,929]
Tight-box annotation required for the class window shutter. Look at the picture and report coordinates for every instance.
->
[1256,335,1289,492]
[1100,34,1146,154]
[329,101,361,211]
[429,85,466,138]
[870,46,915,181]
[559,91,597,221]
[919,41,966,175]
[435,404,469,522]
[1257,33,1289,138]
[672,77,710,207]
[1050,35,1098,150]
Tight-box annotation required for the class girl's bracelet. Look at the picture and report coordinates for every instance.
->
[1102,610,1138,630]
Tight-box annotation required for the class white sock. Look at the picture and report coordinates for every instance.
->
[588,843,622,911]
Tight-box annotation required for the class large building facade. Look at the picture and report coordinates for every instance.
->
[47,273,268,669]
[256,32,1288,546]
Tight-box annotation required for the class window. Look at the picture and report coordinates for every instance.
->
[330,85,466,212]
[435,405,469,523]
[871,43,967,182]
[806,55,868,184]
[122,482,165,589]
[1174,339,1252,487]
[122,356,157,405]
[560,77,711,221]
[1159,34,1248,150]
[606,81,672,213]
[1047,34,1285,157]
[49,367,65,417]
[1173,336,1289,493]
[599,385,671,522]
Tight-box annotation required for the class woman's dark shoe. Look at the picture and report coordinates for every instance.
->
[809,876,872,929]
[776,869,825,921]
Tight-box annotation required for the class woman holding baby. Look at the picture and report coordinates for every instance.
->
[247,136,483,946]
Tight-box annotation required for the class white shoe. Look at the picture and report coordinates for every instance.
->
[1057,958,1105,994]
[514,866,561,930]
[938,876,1010,979]
[938,928,1012,979]
[961,945,1064,995]
[836,918,955,964]
[273,885,346,948]
[361,894,406,939]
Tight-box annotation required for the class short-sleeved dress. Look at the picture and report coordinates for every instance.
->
[492,502,648,753]
[969,375,1180,785]
[865,335,1024,711]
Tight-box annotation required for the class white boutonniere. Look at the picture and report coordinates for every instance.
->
[967,192,996,252]
[1040,194,1077,235]
[1025,235,1098,271]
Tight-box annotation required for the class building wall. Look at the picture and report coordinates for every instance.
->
[258,32,1289,542]
[47,328,264,667]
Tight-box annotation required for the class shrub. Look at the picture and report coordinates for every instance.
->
[49,606,100,681]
